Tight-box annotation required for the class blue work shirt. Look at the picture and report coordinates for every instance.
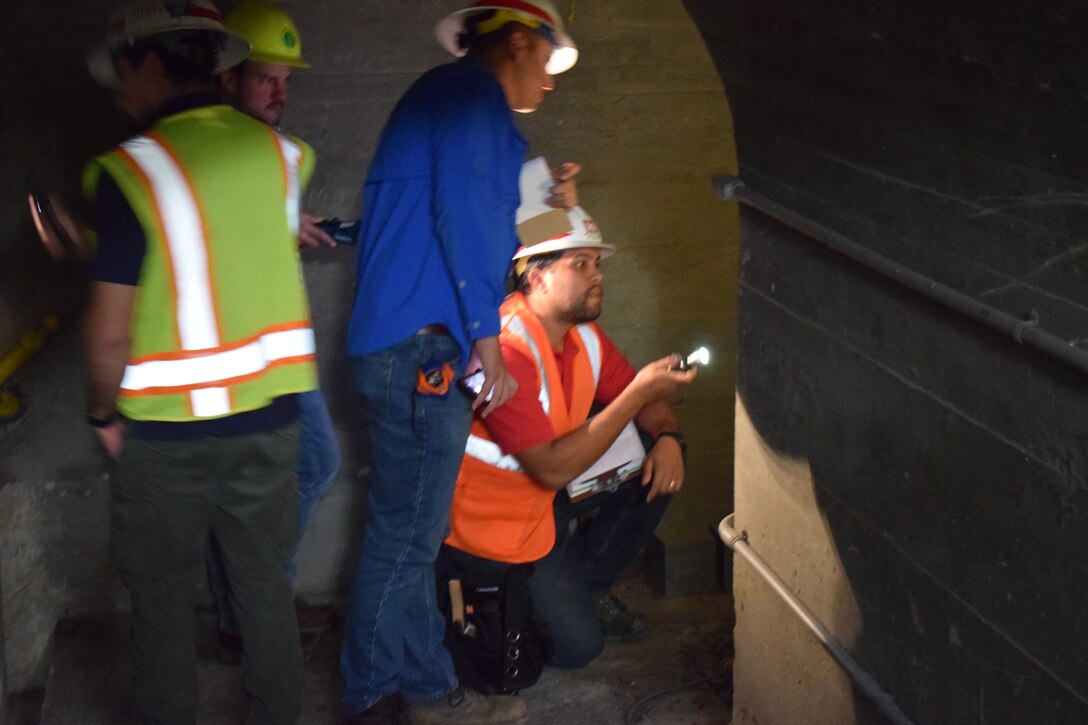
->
[347,57,528,364]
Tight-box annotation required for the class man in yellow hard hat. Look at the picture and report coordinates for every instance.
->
[220,0,336,248]
[341,2,581,723]
[220,0,307,125]
[204,0,342,663]
[83,0,316,720]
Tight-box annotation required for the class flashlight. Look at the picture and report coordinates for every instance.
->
[677,346,710,372]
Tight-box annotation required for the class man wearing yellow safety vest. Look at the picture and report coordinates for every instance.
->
[439,169,696,673]
[202,0,342,664]
[82,1,315,721]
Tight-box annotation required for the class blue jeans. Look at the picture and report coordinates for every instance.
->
[288,388,342,582]
[208,389,341,632]
[438,476,670,669]
[341,334,472,714]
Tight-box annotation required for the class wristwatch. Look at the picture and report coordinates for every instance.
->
[656,431,687,454]
[86,412,117,428]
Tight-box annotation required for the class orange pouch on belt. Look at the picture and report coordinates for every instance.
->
[416,361,454,397]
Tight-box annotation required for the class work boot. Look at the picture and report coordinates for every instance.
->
[295,596,340,633]
[590,590,649,643]
[405,687,527,725]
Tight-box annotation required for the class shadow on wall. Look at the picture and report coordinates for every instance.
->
[733,207,1088,724]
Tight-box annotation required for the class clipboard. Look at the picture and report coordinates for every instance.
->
[566,421,646,502]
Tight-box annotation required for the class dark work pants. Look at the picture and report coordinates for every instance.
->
[110,423,303,725]
[438,477,671,670]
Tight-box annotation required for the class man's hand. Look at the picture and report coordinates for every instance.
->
[642,434,684,502]
[629,355,697,405]
[469,336,519,416]
[547,162,581,210]
[83,280,135,457]
[94,418,125,459]
[299,213,338,248]
[629,356,693,501]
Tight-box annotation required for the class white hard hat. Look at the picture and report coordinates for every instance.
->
[435,0,578,75]
[88,0,250,88]
[513,157,614,270]
[513,205,615,265]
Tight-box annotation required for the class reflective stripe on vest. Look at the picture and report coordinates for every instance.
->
[448,295,604,562]
[274,134,302,236]
[464,321,602,465]
[115,133,310,418]
[120,323,315,394]
[464,435,524,473]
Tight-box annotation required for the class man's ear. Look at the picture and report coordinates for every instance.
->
[527,266,547,294]
[137,48,166,76]
[218,69,237,96]
[506,27,532,61]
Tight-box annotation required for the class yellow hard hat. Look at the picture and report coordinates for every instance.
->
[223,0,311,68]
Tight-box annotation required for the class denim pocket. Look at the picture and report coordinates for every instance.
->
[351,353,395,419]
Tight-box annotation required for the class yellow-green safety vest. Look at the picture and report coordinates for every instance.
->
[84,104,317,422]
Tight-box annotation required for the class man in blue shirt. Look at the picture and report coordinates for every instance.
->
[341,2,580,723]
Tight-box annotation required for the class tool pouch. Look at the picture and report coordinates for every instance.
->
[438,561,552,694]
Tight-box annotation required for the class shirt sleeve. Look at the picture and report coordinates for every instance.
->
[479,344,555,455]
[482,327,639,455]
[593,328,638,405]
[431,69,521,343]
[86,171,146,286]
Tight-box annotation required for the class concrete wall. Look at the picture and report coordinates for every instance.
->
[702,1,1088,723]
[0,0,736,698]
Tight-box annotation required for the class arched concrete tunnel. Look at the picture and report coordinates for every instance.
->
[2,1,1087,723]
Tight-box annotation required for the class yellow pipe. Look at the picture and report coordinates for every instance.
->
[0,314,60,387]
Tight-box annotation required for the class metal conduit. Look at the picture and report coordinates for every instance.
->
[712,175,1088,378]
[719,514,914,725]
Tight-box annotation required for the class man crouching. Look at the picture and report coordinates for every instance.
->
[439,176,696,671]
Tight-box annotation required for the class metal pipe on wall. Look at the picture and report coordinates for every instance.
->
[0,314,61,421]
[719,514,914,725]
[713,175,1088,378]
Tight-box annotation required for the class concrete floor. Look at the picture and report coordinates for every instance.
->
[25,576,733,724]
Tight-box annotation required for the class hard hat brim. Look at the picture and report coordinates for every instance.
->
[245,51,312,69]
[512,238,616,262]
[87,29,251,88]
[435,6,578,75]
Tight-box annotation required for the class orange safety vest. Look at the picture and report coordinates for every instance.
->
[446,292,604,563]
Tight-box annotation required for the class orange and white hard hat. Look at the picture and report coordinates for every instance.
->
[88,0,250,88]
[435,0,578,75]
[513,157,614,273]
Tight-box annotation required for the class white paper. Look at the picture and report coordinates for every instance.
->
[516,156,555,225]
[566,421,646,501]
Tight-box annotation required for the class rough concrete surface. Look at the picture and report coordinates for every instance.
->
[1,0,738,707]
[34,577,733,725]
[731,400,874,725]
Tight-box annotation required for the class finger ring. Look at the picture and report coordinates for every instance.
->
[668,480,677,490]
